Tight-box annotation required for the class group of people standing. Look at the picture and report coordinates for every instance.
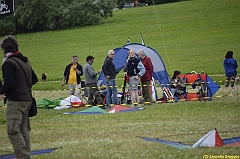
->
[0,34,238,159]
[0,36,153,159]
[62,48,154,108]
[124,49,154,107]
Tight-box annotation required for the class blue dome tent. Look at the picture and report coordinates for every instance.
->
[97,42,220,102]
[97,43,170,89]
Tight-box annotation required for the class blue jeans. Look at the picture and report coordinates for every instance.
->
[106,78,117,106]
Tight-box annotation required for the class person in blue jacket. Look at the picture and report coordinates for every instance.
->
[223,51,238,93]
[124,49,145,108]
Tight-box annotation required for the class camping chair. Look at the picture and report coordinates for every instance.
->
[192,77,212,101]
[162,86,175,101]
[173,76,188,101]
[161,76,188,102]
[180,72,213,101]
[81,81,106,107]
[81,81,89,103]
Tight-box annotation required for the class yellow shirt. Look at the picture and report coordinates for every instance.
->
[68,64,77,84]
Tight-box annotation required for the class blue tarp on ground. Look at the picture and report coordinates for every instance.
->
[0,148,59,159]
[119,107,144,112]
[108,105,144,113]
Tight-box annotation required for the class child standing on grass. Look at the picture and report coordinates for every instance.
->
[223,51,238,94]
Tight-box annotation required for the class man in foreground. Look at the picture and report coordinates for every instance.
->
[0,35,38,159]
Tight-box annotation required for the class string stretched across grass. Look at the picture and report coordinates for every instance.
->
[138,129,240,149]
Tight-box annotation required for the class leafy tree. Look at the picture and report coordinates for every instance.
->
[0,16,15,36]
[44,0,67,30]
[0,0,117,34]
[17,0,49,31]
[117,0,127,9]
[96,0,117,18]
[66,1,101,27]
[116,0,183,8]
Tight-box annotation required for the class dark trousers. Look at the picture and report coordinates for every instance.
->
[86,84,103,105]
[225,76,235,88]
[141,81,152,103]
[6,101,31,159]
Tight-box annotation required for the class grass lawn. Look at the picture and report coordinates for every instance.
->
[0,86,239,159]
[0,0,240,158]
[0,0,239,91]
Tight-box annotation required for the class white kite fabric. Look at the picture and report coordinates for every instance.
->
[54,95,82,110]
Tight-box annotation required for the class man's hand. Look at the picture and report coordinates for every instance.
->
[106,75,110,79]
[74,68,81,74]
[134,76,139,80]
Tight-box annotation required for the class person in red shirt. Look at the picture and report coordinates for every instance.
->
[138,49,153,104]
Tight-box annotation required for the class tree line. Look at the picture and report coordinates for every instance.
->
[0,0,185,36]
[0,0,117,36]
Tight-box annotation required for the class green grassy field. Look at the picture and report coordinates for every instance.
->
[0,0,240,158]
[0,92,239,159]
[1,0,239,90]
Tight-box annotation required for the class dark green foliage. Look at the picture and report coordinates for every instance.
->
[117,0,126,9]
[0,0,116,35]
[98,0,117,18]
[0,16,15,35]
[0,0,187,36]
[153,0,181,4]
[17,0,49,31]
[117,0,189,7]
[67,1,101,26]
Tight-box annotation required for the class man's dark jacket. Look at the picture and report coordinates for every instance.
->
[0,53,38,101]
[63,63,83,84]
[102,58,118,79]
